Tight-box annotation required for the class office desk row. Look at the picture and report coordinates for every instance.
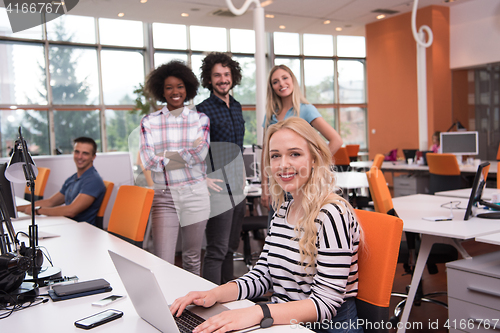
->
[391,193,500,333]
[4,217,312,332]
[350,160,499,175]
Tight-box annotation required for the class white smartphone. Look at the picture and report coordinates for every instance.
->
[91,294,126,307]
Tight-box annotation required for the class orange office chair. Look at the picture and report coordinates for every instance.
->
[95,181,114,230]
[355,209,403,333]
[373,153,385,170]
[345,144,360,162]
[24,167,50,202]
[107,185,154,248]
[333,147,351,172]
[365,167,457,324]
[426,153,464,194]
[496,144,500,161]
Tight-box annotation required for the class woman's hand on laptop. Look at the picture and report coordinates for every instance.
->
[170,290,216,317]
[192,306,262,333]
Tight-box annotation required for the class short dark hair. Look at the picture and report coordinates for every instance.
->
[200,52,242,91]
[145,60,199,104]
[74,137,97,155]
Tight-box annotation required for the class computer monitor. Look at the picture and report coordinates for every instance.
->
[243,152,259,180]
[440,131,478,156]
[0,163,17,220]
[463,161,500,220]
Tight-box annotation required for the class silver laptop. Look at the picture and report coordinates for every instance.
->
[108,250,255,333]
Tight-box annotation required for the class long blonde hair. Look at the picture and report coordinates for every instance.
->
[263,117,354,271]
[265,65,309,129]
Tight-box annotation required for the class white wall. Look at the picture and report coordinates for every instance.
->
[1,152,135,228]
[450,0,500,69]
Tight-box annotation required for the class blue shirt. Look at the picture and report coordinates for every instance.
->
[196,93,245,152]
[59,166,105,226]
[197,93,245,195]
[263,103,321,128]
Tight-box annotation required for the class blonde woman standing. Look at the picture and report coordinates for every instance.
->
[170,117,362,333]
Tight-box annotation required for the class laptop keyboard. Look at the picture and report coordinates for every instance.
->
[174,309,205,333]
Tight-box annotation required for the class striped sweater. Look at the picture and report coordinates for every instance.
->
[234,200,360,321]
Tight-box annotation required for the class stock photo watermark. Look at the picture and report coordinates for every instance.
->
[3,0,79,33]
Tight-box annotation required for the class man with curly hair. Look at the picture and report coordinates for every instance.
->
[139,60,210,276]
[197,52,247,285]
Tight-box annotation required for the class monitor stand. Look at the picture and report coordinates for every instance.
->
[476,212,500,219]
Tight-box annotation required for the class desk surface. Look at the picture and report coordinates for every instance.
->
[392,194,500,239]
[3,219,311,332]
[475,232,500,246]
[350,160,498,174]
[434,187,500,200]
[335,171,368,190]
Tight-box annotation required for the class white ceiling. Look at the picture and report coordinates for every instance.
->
[66,0,474,36]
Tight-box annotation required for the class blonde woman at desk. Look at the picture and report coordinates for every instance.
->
[171,117,362,333]
[260,65,343,223]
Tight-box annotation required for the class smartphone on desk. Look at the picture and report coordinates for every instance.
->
[92,294,126,307]
[75,309,123,329]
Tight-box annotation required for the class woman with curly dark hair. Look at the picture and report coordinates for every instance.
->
[139,60,210,276]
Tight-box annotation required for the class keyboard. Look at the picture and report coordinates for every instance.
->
[174,309,205,333]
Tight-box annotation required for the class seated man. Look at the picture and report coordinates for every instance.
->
[17,137,106,226]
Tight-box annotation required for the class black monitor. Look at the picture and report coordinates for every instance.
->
[464,161,500,220]
[0,163,18,220]
[403,149,417,163]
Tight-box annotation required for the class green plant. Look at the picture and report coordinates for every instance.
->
[131,83,158,116]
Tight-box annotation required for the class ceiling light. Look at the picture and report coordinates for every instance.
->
[265,14,275,18]
[323,20,331,25]
[140,0,147,3]
[377,14,386,19]
[261,0,273,7]
[181,13,189,17]
[335,27,342,31]
[279,25,286,29]
[118,13,125,17]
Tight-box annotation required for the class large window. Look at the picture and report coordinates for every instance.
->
[273,32,367,148]
[0,8,367,156]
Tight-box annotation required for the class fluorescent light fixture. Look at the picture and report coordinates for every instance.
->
[323,20,331,24]
[377,14,385,19]
[118,13,125,17]
[265,14,275,18]
[261,0,273,7]
[279,25,286,29]
[140,0,147,3]
[335,27,342,31]
[181,13,189,17]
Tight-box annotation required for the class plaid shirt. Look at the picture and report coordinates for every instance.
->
[139,106,210,186]
[197,93,245,195]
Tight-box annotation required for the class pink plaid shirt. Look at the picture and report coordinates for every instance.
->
[139,106,210,186]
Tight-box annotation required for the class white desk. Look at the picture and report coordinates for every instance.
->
[435,187,500,200]
[350,160,499,174]
[392,194,500,333]
[2,218,311,332]
[476,232,500,246]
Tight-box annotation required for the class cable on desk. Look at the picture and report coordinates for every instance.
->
[0,293,49,320]
[440,201,464,210]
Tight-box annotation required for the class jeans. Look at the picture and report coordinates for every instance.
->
[203,198,246,285]
[151,180,209,276]
[312,298,364,333]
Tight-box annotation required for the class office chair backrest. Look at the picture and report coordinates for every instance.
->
[345,144,360,158]
[24,167,50,202]
[333,147,350,171]
[354,209,403,333]
[497,144,500,161]
[107,185,154,247]
[372,153,385,170]
[366,167,393,214]
[95,181,114,230]
[426,153,460,176]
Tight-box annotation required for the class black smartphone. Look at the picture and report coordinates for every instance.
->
[75,309,123,329]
